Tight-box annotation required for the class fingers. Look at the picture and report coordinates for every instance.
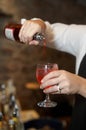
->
[42,80,65,94]
[40,70,72,95]
[29,40,39,45]
[40,76,61,90]
[42,84,69,95]
[43,85,62,94]
[19,20,42,44]
[41,70,61,83]
[19,21,35,43]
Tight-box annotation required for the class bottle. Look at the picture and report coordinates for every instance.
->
[4,19,45,43]
[0,112,8,130]
[0,112,3,130]
[4,23,21,41]
[6,79,16,98]
[8,93,16,118]
[12,104,24,130]
[0,84,9,121]
[8,119,15,130]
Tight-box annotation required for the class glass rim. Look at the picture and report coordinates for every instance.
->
[36,63,58,68]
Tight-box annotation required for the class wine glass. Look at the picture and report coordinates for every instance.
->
[36,63,58,107]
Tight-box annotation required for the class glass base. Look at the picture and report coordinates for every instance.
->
[37,99,57,108]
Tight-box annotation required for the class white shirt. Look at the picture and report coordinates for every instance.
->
[45,22,86,74]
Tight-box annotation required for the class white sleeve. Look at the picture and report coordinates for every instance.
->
[45,21,86,57]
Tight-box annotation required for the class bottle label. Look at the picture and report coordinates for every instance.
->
[5,28,15,41]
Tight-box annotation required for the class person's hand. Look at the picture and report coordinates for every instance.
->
[40,70,86,96]
[19,19,46,45]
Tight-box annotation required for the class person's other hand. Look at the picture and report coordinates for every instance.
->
[40,70,86,95]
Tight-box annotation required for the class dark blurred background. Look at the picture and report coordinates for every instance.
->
[0,0,86,124]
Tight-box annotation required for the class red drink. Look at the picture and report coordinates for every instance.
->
[36,64,58,88]
[36,68,50,84]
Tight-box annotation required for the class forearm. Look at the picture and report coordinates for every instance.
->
[19,18,86,58]
[45,22,86,56]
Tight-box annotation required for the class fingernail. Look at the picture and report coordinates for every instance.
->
[40,85,42,89]
[41,80,43,83]
[43,89,46,93]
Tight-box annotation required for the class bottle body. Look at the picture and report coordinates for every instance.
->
[4,24,21,41]
[0,84,9,121]
[0,112,8,130]
[8,119,15,130]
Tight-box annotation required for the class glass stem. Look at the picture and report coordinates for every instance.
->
[45,94,50,102]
